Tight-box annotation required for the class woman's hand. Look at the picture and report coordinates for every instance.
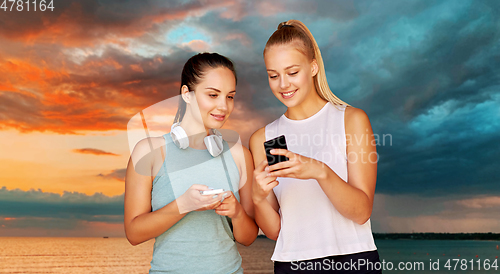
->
[266,149,327,180]
[177,184,225,214]
[214,191,242,219]
[252,160,279,205]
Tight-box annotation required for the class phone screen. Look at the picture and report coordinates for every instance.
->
[263,135,289,166]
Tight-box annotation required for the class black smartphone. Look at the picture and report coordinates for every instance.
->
[264,135,289,166]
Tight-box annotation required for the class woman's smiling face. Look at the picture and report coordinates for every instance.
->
[188,67,236,130]
[264,44,318,108]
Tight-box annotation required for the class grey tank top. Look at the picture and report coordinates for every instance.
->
[149,133,243,274]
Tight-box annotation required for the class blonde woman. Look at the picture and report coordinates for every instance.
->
[250,20,381,273]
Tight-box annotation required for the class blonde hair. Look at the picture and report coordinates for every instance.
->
[264,19,350,107]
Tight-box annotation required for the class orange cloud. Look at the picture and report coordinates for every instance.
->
[0,50,183,134]
[130,64,144,73]
[183,40,210,52]
[73,148,119,156]
[98,169,127,181]
[0,60,65,92]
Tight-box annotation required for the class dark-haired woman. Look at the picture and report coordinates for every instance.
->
[125,52,258,273]
[251,20,381,273]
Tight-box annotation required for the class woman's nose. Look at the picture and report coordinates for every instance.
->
[217,98,228,111]
[280,75,290,90]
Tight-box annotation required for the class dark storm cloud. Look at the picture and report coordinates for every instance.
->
[322,0,500,196]
[0,187,124,223]
[375,98,500,196]
[370,193,500,232]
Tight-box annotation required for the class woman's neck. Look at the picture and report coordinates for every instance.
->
[179,115,209,150]
[284,89,328,120]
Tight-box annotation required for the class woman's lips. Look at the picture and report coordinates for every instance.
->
[281,89,297,99]
[211,114,225,121]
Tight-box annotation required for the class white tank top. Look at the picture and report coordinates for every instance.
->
[265,102,377,262]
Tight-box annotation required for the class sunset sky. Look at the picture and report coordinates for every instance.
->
[0,0,499,237]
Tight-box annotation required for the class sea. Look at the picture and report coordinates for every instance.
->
[0,237,498,273]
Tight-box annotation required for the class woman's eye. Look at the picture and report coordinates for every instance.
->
[269,75,278,79]
[228,96,234,100]
[289,71,298,76]
[209,94,218,98]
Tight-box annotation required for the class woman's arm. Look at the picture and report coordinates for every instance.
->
[267,107,377,225]
[327,107,377,224]
[124,138,223,246]
[233,146,259,245]
[216,144,258,246]
[249,127,281,240]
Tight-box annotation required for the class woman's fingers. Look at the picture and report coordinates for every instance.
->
[256,171,271,182]
[205,199,222,210]
[193,192,222,210]
[214,194,236,216]
[190,184,209,191]
[256,166,276,181]
[253,160,270,179]
[258,175,277,188]
[269,166,298,178]
[255,159,268,173]
[210,192,226,203]
[215,209,228,216]
[264,180,279,192]
[253,160,280,202]
[270,148,294,158]
[206,191,234,211]
[267,160,294,172]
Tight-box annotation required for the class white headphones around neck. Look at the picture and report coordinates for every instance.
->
[170,122,224,157]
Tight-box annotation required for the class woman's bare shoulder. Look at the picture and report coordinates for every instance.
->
[227,139,251,161]
[130,136,167,169]
[249,126,266,150]
[344,105,368,119]
[344,106,370,131]
[132,136,166,153]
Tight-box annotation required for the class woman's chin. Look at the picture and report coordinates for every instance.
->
[279,99,300,108]
[206,120,225,129]
[274,94,300,108]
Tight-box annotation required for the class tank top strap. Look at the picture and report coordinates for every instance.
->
[220,142,235,194]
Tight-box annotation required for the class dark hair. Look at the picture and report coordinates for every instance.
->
[173,52,237,123]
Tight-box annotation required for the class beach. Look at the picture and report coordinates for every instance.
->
[0,237,499,273]
[0,237,275,273]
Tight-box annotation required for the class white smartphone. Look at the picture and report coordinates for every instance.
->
[201,189,224,195]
